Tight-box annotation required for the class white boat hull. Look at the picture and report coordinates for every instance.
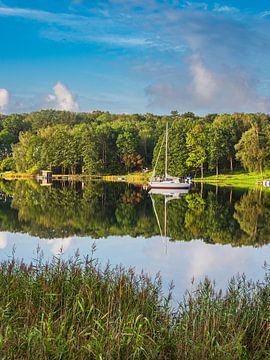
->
[149,181,190,190]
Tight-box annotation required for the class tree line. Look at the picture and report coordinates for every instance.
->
[1,110,270,175]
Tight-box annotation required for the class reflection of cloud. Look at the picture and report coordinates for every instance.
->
[47,237,73,255]
[143,238,270,295]
[0,232,269,303]
[187,241,240,278]
[0,233,7,249]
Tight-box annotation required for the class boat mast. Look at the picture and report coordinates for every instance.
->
[165,121,168,178]
[151,135,165,180]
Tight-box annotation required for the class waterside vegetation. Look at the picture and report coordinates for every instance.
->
[0,253,269,359]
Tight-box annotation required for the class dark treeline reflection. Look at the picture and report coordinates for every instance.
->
[0,180,269,247]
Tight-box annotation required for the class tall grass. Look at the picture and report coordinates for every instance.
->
[0,249,269,359]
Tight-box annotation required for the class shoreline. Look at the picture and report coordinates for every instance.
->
[1,170,270,189]
[0,172,150,185]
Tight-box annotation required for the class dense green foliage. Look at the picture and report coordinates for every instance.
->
[0,180,270,246]
[1,110,270,176]
[0,254,269,359]
[7,110,161,175]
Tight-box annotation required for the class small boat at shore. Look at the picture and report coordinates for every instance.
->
[149,122,191,191]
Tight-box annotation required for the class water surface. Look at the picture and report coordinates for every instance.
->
[0,180,269,300]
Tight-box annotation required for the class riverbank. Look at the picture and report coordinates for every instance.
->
[194,170,270,189]
[2,170,270,189]
[0,254,269,359]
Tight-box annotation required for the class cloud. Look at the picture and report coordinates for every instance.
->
[2,2,270,114]
[136,6,270,113]
[213,4,239,13]
[260,11,270,18]
[0,5,86,27]
[146,56,270,114]
[0,88,9,111]
[0,4,154,49]
[190,55,217,102]
[182,2,208,11]
[41,29,149,47]
[47,82,79,111]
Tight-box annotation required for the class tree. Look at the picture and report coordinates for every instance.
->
[116,129,142,171]
[207,124,227,175]
[213,115,242,172]
[12,132,44,173]
[186,124,207,178]
[235,127,268,173]
[0,130,16,158]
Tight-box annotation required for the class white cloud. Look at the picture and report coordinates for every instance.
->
[47,82,79,111]
[41,29,149,47]
[213,4,239,13]
[183,2,208,11]
[0,5,85,27]
[146,56,270,114]
[0,88,9,111]
[190,56,217,102]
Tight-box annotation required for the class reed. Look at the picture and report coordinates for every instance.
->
[0,250,269,359]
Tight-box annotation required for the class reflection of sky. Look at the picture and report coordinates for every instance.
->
[0,231,269,302]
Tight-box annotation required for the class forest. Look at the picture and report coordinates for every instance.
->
[1,110,270,176]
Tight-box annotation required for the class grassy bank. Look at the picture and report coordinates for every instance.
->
[2,169,270,189]
[0,253,269,359]
[195,170,270,189]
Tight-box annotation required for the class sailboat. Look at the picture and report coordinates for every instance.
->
[149,122,191,191]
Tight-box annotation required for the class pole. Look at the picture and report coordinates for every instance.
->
[165,122,168,178]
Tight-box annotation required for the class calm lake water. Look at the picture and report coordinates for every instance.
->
[0,180,269,302]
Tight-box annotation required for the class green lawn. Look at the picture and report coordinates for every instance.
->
[194,170,270,189]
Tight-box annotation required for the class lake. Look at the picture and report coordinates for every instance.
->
[0,179,269,302]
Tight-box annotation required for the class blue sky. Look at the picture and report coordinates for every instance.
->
[1,0,270,114]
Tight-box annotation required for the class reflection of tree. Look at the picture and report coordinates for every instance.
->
[1,180,270,247]
[234,190,270,246]
[184,194,206,239]
[116,203,136,228]
[8,181,158,239]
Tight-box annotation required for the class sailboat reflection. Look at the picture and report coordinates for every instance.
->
[149,188,189,196]
[149,188,189,252]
